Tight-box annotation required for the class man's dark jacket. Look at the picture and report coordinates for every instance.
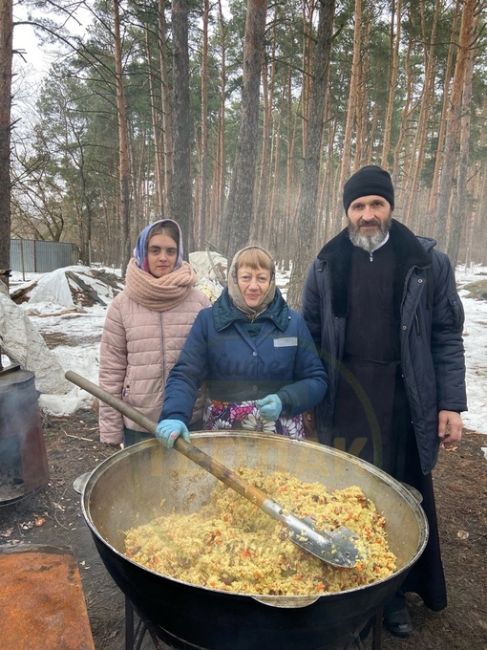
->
[302,220,467,474]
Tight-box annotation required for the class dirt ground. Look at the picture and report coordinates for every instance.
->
[0,408,486,650]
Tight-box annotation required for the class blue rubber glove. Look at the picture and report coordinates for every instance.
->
[256,394,283,421]
[155,419,190,449]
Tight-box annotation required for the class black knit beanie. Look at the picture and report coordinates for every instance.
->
[343,165,394,212]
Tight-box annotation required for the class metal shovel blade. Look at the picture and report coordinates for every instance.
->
[266,503,360,568]
[288,517,360,568]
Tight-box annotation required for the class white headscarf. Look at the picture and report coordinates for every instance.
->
[227,246,276,318]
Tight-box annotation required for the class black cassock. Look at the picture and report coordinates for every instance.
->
[332,241,447,610]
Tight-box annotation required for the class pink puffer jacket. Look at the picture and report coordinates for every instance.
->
[99,288,210,444]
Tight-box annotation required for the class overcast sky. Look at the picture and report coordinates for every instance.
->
[12,3,92,89]
[13,6,56,83]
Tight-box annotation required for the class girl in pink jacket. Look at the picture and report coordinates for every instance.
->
[98,219,210,446]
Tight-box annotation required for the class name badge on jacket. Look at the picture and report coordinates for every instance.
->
[273,337,298,348]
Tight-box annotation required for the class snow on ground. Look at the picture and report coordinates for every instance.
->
[7,263,487,437]
[456,265,487,435]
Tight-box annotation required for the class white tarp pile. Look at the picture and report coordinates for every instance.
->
[29,267,75,308]
[0,289,71,394]
[24,265,124,313]
[2,264,124,398]
[190,251,227,302]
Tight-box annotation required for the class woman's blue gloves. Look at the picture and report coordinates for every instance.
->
[256,394,282,421]
[155,419,190,448]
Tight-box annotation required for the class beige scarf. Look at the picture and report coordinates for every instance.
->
[124,258,196,312]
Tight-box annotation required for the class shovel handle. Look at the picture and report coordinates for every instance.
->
[66,371,359,568]
[65,371,271,512]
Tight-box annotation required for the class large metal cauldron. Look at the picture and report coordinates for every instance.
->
[82,433,428,650]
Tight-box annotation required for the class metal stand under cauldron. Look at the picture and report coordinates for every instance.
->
[0,361,49,505]
[123,597,384,650]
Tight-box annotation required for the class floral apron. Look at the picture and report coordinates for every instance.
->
[203,399,305,439]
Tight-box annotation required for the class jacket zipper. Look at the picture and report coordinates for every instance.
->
[160,312,166,384]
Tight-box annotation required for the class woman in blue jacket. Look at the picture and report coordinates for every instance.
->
[156,246,327,447]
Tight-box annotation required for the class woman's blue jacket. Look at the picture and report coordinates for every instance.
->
[161,288,328,424]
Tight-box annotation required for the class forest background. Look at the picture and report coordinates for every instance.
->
[1,0,486,305]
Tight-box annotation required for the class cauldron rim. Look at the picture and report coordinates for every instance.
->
[82,432,428,604]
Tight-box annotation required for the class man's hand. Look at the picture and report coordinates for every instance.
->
[438,410,463,448]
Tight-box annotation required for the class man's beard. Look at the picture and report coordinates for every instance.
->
[348,214,392,253]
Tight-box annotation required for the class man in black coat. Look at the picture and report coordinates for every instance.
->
[302,165,467,637]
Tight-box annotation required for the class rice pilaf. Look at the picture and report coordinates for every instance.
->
[124,468,396,596]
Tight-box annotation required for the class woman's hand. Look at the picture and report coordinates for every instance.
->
[155,419,190,448]
[256,394,282,421]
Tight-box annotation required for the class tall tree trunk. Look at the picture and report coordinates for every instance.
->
[159,0,172,215]
[287,0,335,307]
[448,6,479,265]
[145,23,164,215]
[428,1,460,216]
[171,0,192,253]
[469,159,487,264]
[381,0,402,168]
[267,111,281,254]
[130,122,147,233]
[355,14,369,168]
[197,0,209,249]
[392,31,414,182]
[224,0,268,257]
[0,0,13,281]
[210,0,227,248]
[434,0,476,248]
[301,0,316,156]
[112,0,131,276]
[75,142,92,264]
[251,60,270,244]
[404,0,440,228]
[283,69,297,268]
[335,0,362,216]
[319,103,336,239]
[364,102,379,164]
[252,9,276,244]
